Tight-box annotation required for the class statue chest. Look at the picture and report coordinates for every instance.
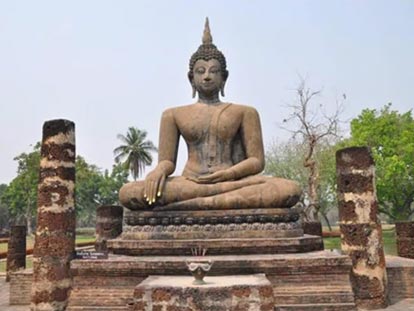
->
[176,107,241,144]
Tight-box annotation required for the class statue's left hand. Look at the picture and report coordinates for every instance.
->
[195,169,235,184]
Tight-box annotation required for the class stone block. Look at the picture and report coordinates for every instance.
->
[133,274,274,311]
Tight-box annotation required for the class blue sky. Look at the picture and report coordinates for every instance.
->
[0,1,413,183]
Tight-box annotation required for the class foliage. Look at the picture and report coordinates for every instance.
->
[348,104,414,221]
[75,157,128,227]
[1,144,129,229]
[0,184,9,230]
[265,139,338,229]
[1,144,40,234]
[114,127,157,180]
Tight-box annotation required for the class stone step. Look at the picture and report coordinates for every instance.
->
[67,307,128,311]
[275,303,357,311]
[274,285,355,304]
[68,287,134,307]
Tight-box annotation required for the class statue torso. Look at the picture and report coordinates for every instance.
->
[172,103,246,177]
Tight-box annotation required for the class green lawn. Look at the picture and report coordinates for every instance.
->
[0,235,95,252]
[323,228,397,255]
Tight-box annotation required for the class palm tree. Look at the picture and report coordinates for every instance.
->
[114,127,157,180]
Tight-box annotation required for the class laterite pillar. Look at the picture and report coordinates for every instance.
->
[6,225,26,282]
[95,205,123,251]
[336,146,388,309]
[31,119,76,311]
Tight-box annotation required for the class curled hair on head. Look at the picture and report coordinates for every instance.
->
[188,18,229,82]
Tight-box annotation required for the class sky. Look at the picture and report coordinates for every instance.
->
[0,1,413,184]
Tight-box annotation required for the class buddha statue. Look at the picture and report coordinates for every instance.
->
[119,18,301,212]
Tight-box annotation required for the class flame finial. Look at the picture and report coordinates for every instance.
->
[202,17,213,45]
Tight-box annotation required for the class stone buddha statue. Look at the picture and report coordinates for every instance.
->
[119,19,301,212]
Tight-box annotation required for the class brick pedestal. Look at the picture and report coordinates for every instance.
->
[395,221,414,259]
[6,225,26,282]
[303,221,323,236]
[133,274,274,311]
[336,147,388,309]
[95,205,123,252]
[31,119,76,311]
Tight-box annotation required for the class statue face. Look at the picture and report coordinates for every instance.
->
[192,59,223,96]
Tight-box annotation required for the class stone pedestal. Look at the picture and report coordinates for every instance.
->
[109,207,324,256]
[395,221,414,259]
[6,225,26,282]
[133,274,274,311]
[336,146,388,309]
[95,205,123,252]
[31,119,76,311]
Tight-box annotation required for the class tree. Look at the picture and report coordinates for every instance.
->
[0,184,9,231]
[95,163,129,206]
[1,144,40,234]
[114,127,157,180]
[75,157,129,227]
[265,139,338,229]
[349,104,414,221]
[75,156,103,227]
[281,78,343,222]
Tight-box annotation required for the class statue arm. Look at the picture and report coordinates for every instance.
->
[144,108,179,204]
[229,106,265,178]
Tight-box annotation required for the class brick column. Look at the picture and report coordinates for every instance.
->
[395,222,414,259]
[6,225,26,282]
[31,119,76,311]
[336,146,388,309]
[95,205,123,252]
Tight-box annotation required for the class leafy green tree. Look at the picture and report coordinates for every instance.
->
[1,144,40,234]
[96,163,129,206]
[0,184,9,231]
[75,156,103,227]
[114,127,157,180]
[349,104,414,221]
[75,158,129,227]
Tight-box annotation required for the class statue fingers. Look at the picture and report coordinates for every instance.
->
[147,180,155,205]
[157,174,166,197]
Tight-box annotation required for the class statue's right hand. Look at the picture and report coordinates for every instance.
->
[144,169,166,205]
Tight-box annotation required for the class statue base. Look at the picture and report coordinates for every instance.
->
[108,234,323,256]
[108,207,323,255]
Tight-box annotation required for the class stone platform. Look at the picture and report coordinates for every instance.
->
[67,250,356,311]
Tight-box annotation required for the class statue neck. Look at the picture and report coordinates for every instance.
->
[197,93,221,104]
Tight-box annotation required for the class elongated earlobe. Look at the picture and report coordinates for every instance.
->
[192,84,197,98]
[220,84,225,97]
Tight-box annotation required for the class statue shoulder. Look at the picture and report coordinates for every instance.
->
[229,103,260,117]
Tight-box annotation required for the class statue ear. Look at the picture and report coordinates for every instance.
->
[220,82,226,97]
[188,71,196,98]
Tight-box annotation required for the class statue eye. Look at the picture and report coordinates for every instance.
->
[209,67,219,74]
[195,67,206,74]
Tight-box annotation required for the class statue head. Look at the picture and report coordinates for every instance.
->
[188,18,229,98]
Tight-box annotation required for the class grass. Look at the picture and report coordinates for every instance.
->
[0,235,95,253]
[323,228,398,255]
